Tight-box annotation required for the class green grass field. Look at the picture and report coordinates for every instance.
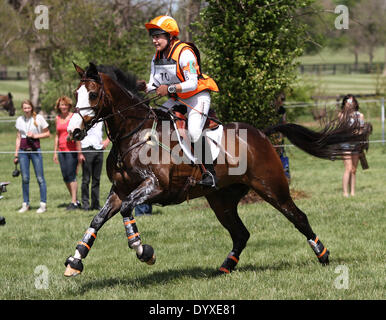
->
[0,63,385,300]
[298,74,380,96]
[298,47,385,65]
[297,47,385,96]
[0,116,385,300]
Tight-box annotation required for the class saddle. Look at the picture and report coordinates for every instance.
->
[172,105,220,134]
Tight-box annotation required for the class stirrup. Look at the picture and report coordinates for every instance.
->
[197,171,218,188]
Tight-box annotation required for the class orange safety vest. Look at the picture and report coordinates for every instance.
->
[154,40,219,99]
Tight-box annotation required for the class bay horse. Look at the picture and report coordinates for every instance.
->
[64,62,369,277]
[0,93,15,116]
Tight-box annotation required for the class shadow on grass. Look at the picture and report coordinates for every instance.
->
[77,266,221,294]
[76,258,335,295]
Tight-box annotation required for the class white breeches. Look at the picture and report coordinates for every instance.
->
[162,91,211,143]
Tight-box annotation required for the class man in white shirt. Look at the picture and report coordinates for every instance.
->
[78,122,109,211]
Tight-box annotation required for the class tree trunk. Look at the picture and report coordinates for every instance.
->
[369,47,374,68]
[28,44,50,110]
[383,43,386,76]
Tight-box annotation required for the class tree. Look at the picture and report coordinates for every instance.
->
[175,0,203,42]
[195,0,314,128]
[4,0,106,109]
[40,0,170,112]
[3,0,169,111]
[328,0,386,68]
[6,0,52,109]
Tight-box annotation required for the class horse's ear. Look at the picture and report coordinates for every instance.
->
[87,62,101,82]
[73,62,85,78]
[8,93,12,99]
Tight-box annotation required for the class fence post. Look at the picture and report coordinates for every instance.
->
[382,97,385,145]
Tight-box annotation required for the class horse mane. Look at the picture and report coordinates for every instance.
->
[92,64,139,95]
[85,63,170,120]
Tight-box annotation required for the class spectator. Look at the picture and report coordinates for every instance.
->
[78,122,110,211]
[272,92,291,183]
[338,94,365,197]
[135,204,153,217]
[53,96,81,210]
[14,100,50,213]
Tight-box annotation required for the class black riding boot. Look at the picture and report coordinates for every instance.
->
[196,135,218,188]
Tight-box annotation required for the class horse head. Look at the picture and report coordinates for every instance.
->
[0,93,15,116]
[68,62,151,142]
[68,62,107,141]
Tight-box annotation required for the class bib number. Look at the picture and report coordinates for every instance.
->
[154,62,179,86]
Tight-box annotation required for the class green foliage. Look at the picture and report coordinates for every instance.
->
[40,4,154,113]
[284,79,317,122]
[195,0,314,129]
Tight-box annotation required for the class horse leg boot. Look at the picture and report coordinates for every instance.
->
[120,178,161,265]
[196,135,218,188]
[64,189,122,277]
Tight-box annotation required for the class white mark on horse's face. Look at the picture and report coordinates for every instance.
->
[67,85,96,135]
[75,85,95,118]
[67,112,83,135]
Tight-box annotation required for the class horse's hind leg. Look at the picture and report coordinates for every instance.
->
[64,188,122,277]
[251,178,329,265]
[205,184,250,274]
[278,198,329,265]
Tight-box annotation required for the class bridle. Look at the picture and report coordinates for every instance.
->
[73,73,161,143]
[72,76,106,137]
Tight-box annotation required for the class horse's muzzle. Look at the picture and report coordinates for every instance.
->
[72,128,87,141]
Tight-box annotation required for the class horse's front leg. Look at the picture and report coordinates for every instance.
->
[120,177,162,266]
[64,188,122,277]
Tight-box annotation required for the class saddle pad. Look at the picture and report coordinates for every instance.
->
[172,121,223,164]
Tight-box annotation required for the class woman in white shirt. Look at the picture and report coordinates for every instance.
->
[14,100,50,213]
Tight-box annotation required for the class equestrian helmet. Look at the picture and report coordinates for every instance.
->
[145,15,179,37]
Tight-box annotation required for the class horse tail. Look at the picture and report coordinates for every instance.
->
[264,118,371,160]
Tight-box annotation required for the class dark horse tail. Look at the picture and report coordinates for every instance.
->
[264,118,372,160]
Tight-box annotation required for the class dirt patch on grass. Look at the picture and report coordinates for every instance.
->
[239,189,310,205]
[190,188,310,210]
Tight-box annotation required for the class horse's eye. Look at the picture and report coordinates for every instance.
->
[89,92,98,100]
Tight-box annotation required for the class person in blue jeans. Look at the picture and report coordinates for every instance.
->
[14,100,50,213]
[135,204,152,216]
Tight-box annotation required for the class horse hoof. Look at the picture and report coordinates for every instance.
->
[218,267,231,274]
[64,256,83,277]
[137,244,156,265]
[319,250,330,266]
[218,253,239,274]
[146,253,156,265]
[64,264,82,277]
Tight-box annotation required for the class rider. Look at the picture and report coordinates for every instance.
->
[137,15,219,188]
